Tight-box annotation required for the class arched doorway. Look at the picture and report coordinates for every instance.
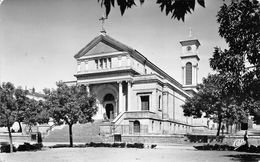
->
[133,120,141,133]
[105,103,114,120]
[103,93,116,120]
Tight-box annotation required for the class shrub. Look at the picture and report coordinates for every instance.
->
[49,144,70,148]
[112,143,120,147]
[17,142,43,151]
[151,144,157,149]
[126,143,144,148]
[0,145,17,153]
[86,142,144,148]
[119,143,126,148]
[193,144,234,151]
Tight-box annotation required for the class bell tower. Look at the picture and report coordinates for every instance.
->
[180,34,200,95]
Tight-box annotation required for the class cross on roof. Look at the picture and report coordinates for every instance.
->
[99,15,107,33]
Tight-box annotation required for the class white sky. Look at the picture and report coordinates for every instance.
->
[0,0,229,92]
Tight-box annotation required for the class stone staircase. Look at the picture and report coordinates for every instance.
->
[43,120,108,143]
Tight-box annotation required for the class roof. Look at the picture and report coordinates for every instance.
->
[180,39,200,48]
[74,33,185,90]
[74,34,137,59]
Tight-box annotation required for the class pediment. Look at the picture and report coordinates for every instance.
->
[85,41,119,56]
[74,34,132,59]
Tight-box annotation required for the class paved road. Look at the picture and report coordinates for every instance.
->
[1,146,260,162]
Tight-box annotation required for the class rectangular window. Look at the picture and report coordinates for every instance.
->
[100,59,103,69]
[104,59,107,68]
[141,95,149,110]
[95,60,98,69]
[108,58,112,68]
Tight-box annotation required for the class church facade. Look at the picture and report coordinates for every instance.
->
[68,31,207,135]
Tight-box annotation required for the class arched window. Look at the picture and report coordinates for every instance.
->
[103,93,114,101]
[186,62,192,85]
[133,120,140,133]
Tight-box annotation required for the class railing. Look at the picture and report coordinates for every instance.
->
[113,125,149,135]
[108,111,156,135]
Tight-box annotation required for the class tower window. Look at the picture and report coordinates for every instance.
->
[186,62,192,85]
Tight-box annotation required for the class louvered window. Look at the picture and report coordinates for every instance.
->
[186,62,192,85]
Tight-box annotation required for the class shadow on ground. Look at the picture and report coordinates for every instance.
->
[223,154,260,162]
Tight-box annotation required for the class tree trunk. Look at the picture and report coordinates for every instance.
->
[18,121,22,132]
[216,118,222,136]
[69,124,73,147]
[7,125,13,153]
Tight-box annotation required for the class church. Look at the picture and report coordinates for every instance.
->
[66,29,207,136]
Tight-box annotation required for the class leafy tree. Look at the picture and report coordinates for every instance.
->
[14,88,29,132]
[183,0,259,135]
[44,82,97,147]
[210,0,260,120]
[0,82,17,153]
[182,74,247,136]
[98,0,205,21]
[22,98,50,133]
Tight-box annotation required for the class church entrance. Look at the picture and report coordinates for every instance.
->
[105,104,114,120]
[103,93,116,121]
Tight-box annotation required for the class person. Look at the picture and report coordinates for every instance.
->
[244,130,248,147]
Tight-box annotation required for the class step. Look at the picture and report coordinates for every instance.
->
[43,120,105,143]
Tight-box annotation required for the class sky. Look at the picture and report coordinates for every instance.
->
[0,0,229,92]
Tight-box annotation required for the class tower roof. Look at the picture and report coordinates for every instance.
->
[180,39,200,48]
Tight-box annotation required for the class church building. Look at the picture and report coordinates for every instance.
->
[68,30,207,135]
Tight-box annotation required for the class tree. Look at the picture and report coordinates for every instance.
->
[183,0,260,135]
[22,98,50,134]
[182,74,247,136]
[98,0,205,21]
[44,82,97,147]
[210,0,260,120]
[14,88,29,132]
[0,82,17,153]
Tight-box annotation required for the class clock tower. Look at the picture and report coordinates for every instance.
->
[180,38,200,95]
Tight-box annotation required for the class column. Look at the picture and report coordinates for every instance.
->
[172,92,175,120]
[127,81,132,111]
[193,65,196,85]
[118,81,123,113]
[162,91,169,119]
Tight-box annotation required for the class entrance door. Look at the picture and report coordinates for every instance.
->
[105,104,114,120]
[133,120,140,133]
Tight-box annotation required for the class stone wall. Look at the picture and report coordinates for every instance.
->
[121,134,186,144]
[105,134,260,146]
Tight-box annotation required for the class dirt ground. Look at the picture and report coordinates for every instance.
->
[1,146,260,162]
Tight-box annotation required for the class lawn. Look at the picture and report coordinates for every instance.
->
[1,146,260,162]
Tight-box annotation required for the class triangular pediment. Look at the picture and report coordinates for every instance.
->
[74,34,134,59]
[86,41,119,56]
